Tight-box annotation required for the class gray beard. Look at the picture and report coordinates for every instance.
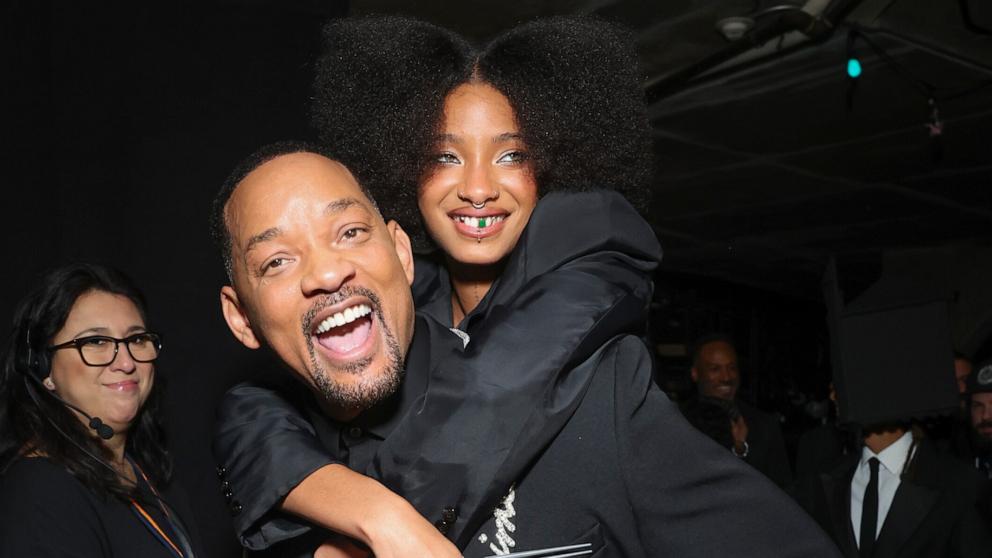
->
[308,316,405,412]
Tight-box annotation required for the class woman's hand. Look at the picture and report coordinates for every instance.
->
[284,464,461,558]
[360,496,462,558]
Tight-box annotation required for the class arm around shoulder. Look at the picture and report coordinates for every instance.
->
[213,382,338,548]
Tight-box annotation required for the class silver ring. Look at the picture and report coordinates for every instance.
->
[471,201,486,210]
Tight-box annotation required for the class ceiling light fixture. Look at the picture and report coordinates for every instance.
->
[716,16,755,41]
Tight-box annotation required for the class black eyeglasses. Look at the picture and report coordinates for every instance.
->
[48,332,163,367]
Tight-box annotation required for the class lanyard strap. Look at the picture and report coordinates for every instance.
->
[131,500,185,558]
[129,460,185,558]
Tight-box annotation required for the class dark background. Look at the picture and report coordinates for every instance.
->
[5,1,991,556]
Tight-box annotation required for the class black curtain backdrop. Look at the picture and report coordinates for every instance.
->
[5,2,347,556]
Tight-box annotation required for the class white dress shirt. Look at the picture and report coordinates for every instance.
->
[850,430,915,547]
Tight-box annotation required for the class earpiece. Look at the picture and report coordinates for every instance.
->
[22,325,114,440]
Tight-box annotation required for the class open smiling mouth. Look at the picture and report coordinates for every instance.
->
[450,213,508,239]
[313,303,375,357]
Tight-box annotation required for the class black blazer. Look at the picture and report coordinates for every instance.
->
[795,439,992,558]
[738,399,793,488]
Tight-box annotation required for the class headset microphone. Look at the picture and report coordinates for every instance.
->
[23,329,114,440]
[23,373,116,440]
[87,415,116,441]
[20,326,196,557]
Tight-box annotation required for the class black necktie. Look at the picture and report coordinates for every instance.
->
[859,457,880,558]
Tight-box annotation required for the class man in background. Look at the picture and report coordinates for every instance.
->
[967,359,992,479]
[687,334,793,488]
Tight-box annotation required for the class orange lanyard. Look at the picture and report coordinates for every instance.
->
[130,461,184,558]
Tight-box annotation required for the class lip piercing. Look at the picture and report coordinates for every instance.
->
[472,201,486,210]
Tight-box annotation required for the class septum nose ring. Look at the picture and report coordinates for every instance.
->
[471,201,486,210]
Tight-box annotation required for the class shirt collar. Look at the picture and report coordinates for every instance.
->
[860,430,914,475]
[305,314,438,442]
[351,315,435,439]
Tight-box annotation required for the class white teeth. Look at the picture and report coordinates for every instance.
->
[314,303,372,334]
[453,215,505,228]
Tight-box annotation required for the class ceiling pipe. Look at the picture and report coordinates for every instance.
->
[645,0,863,104]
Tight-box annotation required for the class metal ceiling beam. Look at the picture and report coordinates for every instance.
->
[652,106,992,182]
[645,0,864,103]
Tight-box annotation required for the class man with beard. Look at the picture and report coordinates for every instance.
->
[967,359,992,479]
[687,334,793,488]
[212,142,840,558]
[213,142,460,557]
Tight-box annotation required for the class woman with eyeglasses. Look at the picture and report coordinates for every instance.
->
[0,263,202,558]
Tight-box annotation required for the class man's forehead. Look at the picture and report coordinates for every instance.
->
[702,341,736,359]
[227,152,375,238]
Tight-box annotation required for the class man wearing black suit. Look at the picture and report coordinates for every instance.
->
[966,360,992,479]
[795,421,992,558]
[688,335,793,488]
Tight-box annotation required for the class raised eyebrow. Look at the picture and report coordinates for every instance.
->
[494,132,524,144]
[324,197,364,216]
[245,227,281,254]
[435,133,461,145]
[71,327,110,339]
[71,325,147,339]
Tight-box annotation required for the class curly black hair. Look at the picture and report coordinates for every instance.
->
[311,15,652,249]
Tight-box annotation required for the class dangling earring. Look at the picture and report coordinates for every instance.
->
[43,377,55,390]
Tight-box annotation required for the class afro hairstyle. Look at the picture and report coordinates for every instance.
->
[311,15,653,249]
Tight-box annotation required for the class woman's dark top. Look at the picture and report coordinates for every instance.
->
[0,456,202,558]
[213,190,663,549]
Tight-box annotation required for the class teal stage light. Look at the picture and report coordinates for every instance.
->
[847,58,862,79]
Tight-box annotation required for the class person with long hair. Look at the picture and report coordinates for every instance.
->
[0,263,202,557]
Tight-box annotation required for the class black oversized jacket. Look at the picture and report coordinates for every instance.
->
[214,190,658,547]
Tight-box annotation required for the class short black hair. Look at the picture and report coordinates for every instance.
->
[311,15,653,249]
[210,140,376,280]
[691,333,738,368]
